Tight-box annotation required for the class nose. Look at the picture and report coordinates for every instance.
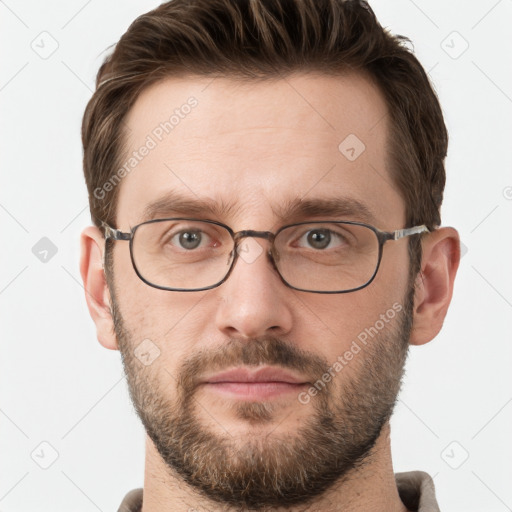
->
[214,235,293,340]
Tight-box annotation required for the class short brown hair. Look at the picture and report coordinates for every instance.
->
[82,0,448,275]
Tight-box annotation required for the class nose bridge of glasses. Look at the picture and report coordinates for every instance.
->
[233,229,275,244]
[231,229,277,265]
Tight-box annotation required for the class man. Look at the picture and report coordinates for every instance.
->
[79,0,460,510]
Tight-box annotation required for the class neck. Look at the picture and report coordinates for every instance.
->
[141,422,409,512]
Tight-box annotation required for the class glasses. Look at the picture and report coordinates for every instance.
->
[102,218,429,294]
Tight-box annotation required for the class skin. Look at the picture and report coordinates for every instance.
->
[80,72,460,511]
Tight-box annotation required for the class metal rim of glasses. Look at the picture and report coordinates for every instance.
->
[102,218,429,294]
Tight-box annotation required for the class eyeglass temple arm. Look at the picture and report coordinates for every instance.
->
[392,224,430,240]
[101,222,131,241]
[100,222,131,270]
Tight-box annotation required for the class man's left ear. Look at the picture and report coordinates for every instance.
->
[409,227,460,346]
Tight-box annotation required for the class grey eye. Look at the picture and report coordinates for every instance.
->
[306,229,331,249]
[174,230,205,250]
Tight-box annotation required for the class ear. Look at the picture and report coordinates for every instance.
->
[80,226,118,350]
[409,227,460,346]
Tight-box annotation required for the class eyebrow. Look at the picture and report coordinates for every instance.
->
[139,191,377,226]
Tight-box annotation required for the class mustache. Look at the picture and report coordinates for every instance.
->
[176,336,330,394]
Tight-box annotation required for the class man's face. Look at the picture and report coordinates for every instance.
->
[108,73,413,508]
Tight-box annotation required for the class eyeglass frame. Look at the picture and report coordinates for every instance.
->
[101,218,430,294]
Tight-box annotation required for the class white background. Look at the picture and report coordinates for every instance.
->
[1,0,511,510]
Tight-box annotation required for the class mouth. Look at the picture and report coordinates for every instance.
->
[199,366,310,400]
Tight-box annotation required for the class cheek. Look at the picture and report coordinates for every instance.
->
[303,249,409,364]
[112,243,213,365]
[112,244,153,327]
[373,241,411,297]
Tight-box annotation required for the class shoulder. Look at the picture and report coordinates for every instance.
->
[395,471,440,512]
[117,488,143,512]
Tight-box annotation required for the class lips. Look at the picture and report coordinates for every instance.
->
[202,366,309,385]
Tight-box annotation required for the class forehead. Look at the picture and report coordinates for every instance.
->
[115,72,404,229]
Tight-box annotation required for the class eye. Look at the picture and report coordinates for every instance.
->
[170,229,209,250]
[295,228,348,250]
[153,220,231,256]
